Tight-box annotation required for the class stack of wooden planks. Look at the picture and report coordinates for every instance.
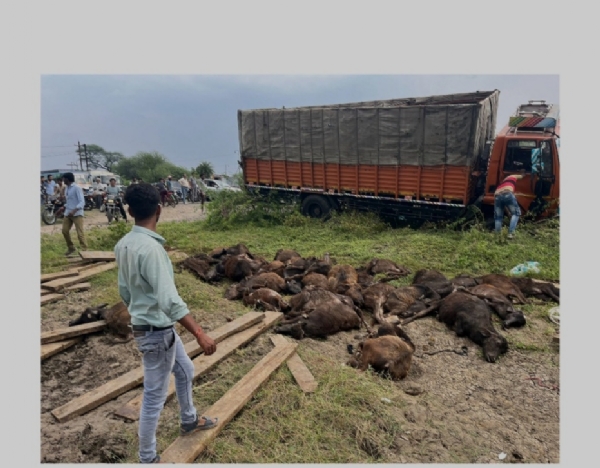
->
[41,251,117,305]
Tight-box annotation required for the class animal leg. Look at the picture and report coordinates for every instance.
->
[401,301,441,325]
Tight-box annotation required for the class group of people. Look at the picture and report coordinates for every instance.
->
[155,174,205,209]
[40,174,66,205]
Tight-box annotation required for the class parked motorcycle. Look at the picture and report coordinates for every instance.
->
[41,199,64,225]
[84,189,96,211]
[165,190,178,207]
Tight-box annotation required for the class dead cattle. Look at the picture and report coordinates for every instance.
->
[476,274,528,304]
[68,302,133,342]
[365,258,411,282]
[258,260,286,278]
[466,284,526,329]
[225,272,297,301]
[385,285,440,318]
[221,254,263,282]
[412,269,448,284]
[274,249,302,264]
[433,292,509,363]
[274,301,363,340]
[328,264,364,306]
[242,288,290,312]
[347,323,415,380]
[302,272,330,290]
[287,285,356,318]
[510,277,560,303]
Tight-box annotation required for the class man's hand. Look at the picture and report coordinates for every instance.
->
[55,206,65,216]
[195,330,217,355]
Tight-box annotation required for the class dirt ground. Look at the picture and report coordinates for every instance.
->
[40,201,207,235]
[40,214,560,464]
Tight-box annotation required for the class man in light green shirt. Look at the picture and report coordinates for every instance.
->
[115,182,218,464]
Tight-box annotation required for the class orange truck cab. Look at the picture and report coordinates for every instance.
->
[482,100,560,217]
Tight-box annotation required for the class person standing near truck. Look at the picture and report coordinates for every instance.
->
[115,182,218,464]
[494,174,525,239]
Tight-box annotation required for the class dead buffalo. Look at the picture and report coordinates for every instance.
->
[302,272,330,290]
[451,273,478,288]
[288,285,355,317]
[403,291,508,363]
[221,254,263,282]
[510,277,560,303]
[365,258,411,282]
[258,260,286,278]
[274,249,302,264]
[274,301,363,340]
[328,264,364,306]
[412,269,448,284]
[466,284,526,329]
[476,274,528,304]
[225,272,297,301]
[242,288,290,312]
[385,285,440,318]
[347,323,415,380]
[69,302,133,342]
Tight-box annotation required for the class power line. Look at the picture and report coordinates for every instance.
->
[41,145,77,148]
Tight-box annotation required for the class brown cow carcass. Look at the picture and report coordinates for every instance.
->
[510,277,560,303]
[347,323,415,380]
[242,288,290,312]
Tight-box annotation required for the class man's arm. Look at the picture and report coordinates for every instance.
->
[141,247,216,354]
[69,187,85,216]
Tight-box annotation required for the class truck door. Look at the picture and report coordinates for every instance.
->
[501,139,537,210]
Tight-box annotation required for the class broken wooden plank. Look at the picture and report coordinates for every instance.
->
[41,270,80,283]
[79,251,115,261]
[41,337,82,360]
[114,311,283,421]
[41,321,107,345]
[50,312,266,423]
[70,262,105,273]
[43,262,117,291]
[64,282,92,292]
[270,335,318,393]
[41,294,66,306]
[161,341,298,463]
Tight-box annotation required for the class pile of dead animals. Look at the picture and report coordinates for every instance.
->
[182,244,559,379]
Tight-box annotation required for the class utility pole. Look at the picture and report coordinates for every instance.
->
[83,144,89,170]
[77,141,83,171]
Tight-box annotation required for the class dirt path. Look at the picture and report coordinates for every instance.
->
[40,202,207,235]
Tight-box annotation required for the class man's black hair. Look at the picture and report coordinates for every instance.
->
[62,172,75,183]
[124,182,160,221]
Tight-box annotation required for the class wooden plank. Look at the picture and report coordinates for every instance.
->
[41,287,53,296]
[68,256,88,263]
[77,262,108,274]
[64,282,92,292]
[41,337,82,360]
[43,262,117,291]
[270,335,318,393]
[41,294,65,306]
[50,312,267,423]
[41,270,80,283]
[79,251,116,261]
[41,321,107,345]
[114,311,283,421]
[161,341,298,463]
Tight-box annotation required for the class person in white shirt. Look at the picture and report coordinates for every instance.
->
[178,174,190,204]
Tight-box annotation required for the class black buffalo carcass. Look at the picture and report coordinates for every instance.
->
[402,291,508,363]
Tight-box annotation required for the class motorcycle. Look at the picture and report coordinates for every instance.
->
[165,190,178,207]
[41,198,64,225]
[104,194,124,223]
[84,189,96,211]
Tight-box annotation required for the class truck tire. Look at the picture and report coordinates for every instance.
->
[301,195,331,219]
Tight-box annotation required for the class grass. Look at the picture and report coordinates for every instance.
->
[40,195,560,463]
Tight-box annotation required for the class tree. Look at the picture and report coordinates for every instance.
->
[113,151,188,183]
[84,144,124,172]
[196,161,214,179]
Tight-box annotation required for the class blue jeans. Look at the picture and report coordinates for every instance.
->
[135,328,197,463]
[494,191,521,234]
[181,187,188,203]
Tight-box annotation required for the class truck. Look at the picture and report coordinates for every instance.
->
[237,90,560,223]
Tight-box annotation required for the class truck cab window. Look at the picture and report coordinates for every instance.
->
[504,140,535,172]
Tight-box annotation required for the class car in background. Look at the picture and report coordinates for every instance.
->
[204,178,242,193]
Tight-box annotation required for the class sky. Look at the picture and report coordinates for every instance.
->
[41,74,559,176]
[3,1,598,466]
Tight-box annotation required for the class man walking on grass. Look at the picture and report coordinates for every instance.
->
[55,172,88,256]
[114,182,218,464]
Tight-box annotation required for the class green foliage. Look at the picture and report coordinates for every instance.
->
[196,161,214,179]
[114,151,188,183]
[85,144,124,172]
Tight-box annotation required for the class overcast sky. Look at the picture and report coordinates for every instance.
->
[41,74,559,176]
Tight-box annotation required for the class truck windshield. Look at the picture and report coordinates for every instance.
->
[504,140,537,172]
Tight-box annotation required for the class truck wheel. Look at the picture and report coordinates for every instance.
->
[301,195,331,219]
